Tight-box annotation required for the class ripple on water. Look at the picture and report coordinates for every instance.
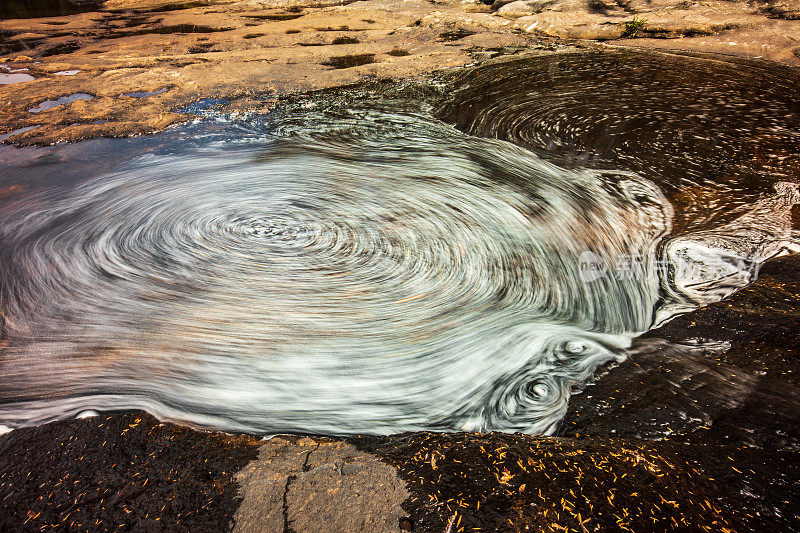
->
[436,50,800,231]
[0,109,675,434]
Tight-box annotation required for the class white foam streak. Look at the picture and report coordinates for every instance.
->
[0,113,795,436]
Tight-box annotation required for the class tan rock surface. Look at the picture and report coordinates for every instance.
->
[233,436,409,533]
[0,0,533,145]
[0,0,797,145]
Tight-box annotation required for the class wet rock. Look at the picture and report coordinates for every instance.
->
[353,431,799,532]
[3,412,797,531]
[0,412,261,532]
[563,254,800,445]
[560,253,800,529]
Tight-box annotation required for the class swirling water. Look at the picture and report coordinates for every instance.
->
[0,50,798,435]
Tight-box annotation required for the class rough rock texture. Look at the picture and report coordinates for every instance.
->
[563,254,800,446]
[0,412,262,532]
[353,430,799,532]
[0,0,534,145]
[502,0,800,59]
[561,253,800,531]
[1,0,799,145]
[234,437,410,532]
[2,407,797,531]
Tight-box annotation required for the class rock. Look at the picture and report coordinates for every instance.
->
[0,0,538,146]
[760,1,800,20]
[0,413,262,532]
[560,254,800,528]
[497,0,558,18]
[564,253,800,446]
[2,411,798,531]
[497,0,593,18]
[514,14,626,39]
[234,438,409,533]
[461,0,492,12]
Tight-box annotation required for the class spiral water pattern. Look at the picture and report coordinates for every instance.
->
[1,51,798,436]
[0,109,677,434]
[437,50,800,231]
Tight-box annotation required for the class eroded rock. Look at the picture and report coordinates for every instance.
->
[234,438,409,532]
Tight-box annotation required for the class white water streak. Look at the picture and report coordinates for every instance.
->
[0,115,796,436]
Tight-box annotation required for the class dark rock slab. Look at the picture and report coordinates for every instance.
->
[561,253,800,531]
[1,410,798,531]
[353,431,798,532]
[563,254,800,447]
[0,412,261,532]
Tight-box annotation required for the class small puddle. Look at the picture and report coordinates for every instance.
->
[54,70,81,76]
[0,125,40,142]
[0,72,35,85]
[1,65,34,85]
[28,93,93,113]
[121,88,168,98]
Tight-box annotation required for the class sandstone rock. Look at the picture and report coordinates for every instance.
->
[234,438,410,533]
[514,13,626,38]
[461,0,493,12]
[497,0,594,18]
[497,0,558,18]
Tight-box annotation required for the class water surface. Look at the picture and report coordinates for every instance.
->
[0,50,797,436]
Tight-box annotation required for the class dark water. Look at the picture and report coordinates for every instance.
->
[0,50,797,435]
[437,50,800,232]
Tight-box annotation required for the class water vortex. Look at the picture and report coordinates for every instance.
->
[0,116,675,434]
[1,51,798,435]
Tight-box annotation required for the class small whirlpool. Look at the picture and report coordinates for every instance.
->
[0,50,798,435]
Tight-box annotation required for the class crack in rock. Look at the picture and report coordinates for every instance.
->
[234,438,408,533]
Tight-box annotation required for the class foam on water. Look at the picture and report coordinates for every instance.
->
[0,110,674,435]
[0,61,797,436]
